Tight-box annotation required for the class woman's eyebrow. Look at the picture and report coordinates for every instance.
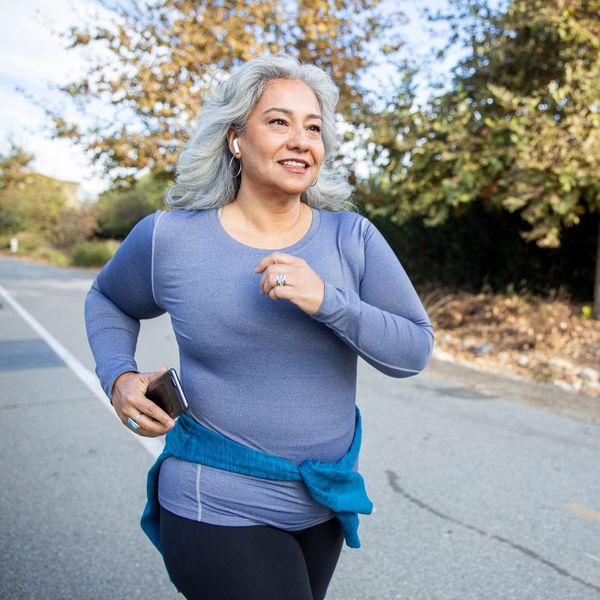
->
[262,107,323,121]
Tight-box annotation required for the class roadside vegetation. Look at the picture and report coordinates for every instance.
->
[0,147,168,267]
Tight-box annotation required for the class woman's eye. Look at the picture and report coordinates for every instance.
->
[270,118,287,126]
[309,125,322,133]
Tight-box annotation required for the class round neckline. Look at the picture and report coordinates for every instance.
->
[210,205,321,253]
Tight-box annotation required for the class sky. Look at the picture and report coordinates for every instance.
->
[0,0,460,201]
[0,0,112,198]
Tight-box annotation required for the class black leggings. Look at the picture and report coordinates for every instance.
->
[159,505,344,600]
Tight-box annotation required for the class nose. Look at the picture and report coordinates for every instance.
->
[286,126,310,152]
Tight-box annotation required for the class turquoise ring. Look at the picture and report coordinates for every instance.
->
[127,417,140,430]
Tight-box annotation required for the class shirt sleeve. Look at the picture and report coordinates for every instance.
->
[84,211,166,399]
[311,218,434,378]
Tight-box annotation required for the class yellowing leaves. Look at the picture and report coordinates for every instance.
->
[51,0,401,177]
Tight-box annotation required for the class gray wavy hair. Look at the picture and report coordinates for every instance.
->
[165,54,354,211]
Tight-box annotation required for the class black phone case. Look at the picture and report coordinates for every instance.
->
[145,369,189,418]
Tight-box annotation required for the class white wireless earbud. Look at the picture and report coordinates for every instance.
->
[232,139,240,155]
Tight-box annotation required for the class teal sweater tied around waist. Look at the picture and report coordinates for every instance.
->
[141,406,373,550]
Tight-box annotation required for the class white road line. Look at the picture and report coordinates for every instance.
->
[585,553,600,563]
[0,283,162,458]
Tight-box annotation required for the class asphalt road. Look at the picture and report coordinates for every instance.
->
[1,255,599,600]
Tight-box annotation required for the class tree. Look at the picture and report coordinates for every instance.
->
[49,0,402,180]
[0,145,96,251]
[0,145,71,237]
[0,145,34,191]
[367,0,600,317]
[93,174,170,239]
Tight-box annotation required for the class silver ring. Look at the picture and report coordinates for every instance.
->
[132,413,143,422]
[127,417,139,430]
[276,273,286,286]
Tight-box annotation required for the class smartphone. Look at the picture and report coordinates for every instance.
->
[145,368,189,419]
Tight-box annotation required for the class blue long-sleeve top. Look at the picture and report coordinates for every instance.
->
[85,206,434,531]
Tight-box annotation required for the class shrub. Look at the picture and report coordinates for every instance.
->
[49,206,96,250]
[365,200,596,302]
[31,247,70,266]
[0,230,49,253]
[71,239,119,267]
[94,174,169,239]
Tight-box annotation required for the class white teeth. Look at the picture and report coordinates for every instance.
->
[281,160,307,168]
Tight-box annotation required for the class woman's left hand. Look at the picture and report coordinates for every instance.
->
[255,252,325,316]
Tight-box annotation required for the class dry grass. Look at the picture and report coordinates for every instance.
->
[421,287,600,395]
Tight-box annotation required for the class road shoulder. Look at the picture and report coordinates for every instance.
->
[424,357,599,425]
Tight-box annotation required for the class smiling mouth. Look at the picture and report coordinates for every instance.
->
[279,160,310,168]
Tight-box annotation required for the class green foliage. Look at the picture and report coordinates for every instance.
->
[367,200,596,301]
[368,0,600,248]
[0,145,158,267]
[93,174,170,239]
[0,230,47,253]
[0,145,71,236]
[0,230,70,267]
[71,239,120,267]
[0,144,34,190]
[31,247,71,266]
[0,144,96,257]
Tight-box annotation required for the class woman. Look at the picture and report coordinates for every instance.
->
[85,54,434,600]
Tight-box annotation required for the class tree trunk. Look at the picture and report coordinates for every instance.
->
[594,216,600,320]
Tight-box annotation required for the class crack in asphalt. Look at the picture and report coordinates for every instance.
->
[386,470,600,594]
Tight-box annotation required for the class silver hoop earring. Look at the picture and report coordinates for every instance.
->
[228,153,242,177]
[310,177,318,188]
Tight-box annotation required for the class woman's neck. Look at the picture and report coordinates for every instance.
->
[220,193,312,249]
[231,193,306,235]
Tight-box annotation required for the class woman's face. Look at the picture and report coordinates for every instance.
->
[233,78,325,199]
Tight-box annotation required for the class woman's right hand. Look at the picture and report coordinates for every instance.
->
[111,368,176,437]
